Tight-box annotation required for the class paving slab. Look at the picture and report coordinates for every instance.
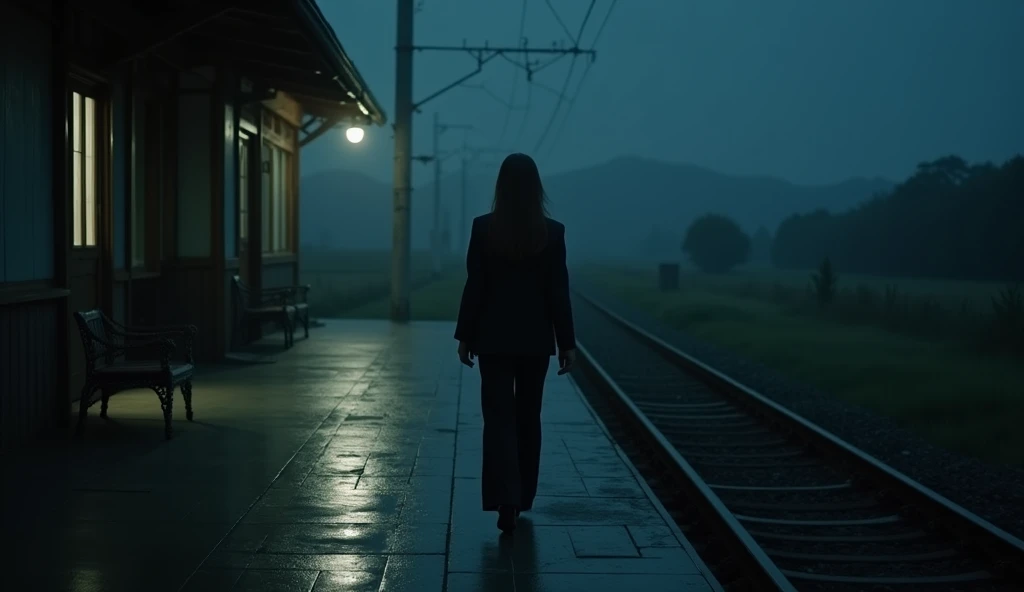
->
[0,319,717,592]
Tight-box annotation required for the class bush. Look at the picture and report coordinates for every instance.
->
[991,285,1024,351]
[682,214,751,273]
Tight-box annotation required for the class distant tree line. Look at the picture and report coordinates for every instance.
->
[771,155,1024,281]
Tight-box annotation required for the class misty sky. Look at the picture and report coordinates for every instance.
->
[307,0,1024,186]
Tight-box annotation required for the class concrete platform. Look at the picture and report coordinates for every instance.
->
[0,320,717,591]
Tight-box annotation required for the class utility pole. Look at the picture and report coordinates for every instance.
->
[460,150,468,252]
[391,0,414,322]
[459,143,510,252]
[432,112,440,278]
[441,208,451,254]
[390,1,598,321]
[430,114,472,277]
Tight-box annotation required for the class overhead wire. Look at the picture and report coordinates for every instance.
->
[540,60,592,163]
[531,53,578,154]
[495,0,529,148]
[513,79,533,148]
[576,1,597,43]
[545,0,576,44]
[539,0,618,161]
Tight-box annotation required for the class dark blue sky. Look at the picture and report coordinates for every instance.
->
[307,0,1024,186]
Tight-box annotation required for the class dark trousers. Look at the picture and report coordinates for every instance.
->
[478,355,551,511]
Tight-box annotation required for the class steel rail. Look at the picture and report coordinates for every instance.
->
[576,341,796,591]
[573,288,1024,585]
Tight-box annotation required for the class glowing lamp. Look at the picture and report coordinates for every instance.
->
[345,126,365,144]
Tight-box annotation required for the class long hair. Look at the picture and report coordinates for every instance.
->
[489,153,549,259]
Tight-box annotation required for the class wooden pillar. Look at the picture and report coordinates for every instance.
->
[123,61,135,324]
[210,65,228,356]
[162,76,179,276]
[50,0,70,431]
[292,121,301,289]
[248,109,263,294]
[292,117,299,288]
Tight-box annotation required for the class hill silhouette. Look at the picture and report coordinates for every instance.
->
[300,156,892,260]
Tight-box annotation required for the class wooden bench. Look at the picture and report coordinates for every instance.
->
[232,276,311,348]
[73,310,197,440]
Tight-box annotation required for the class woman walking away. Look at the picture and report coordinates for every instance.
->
[454,152,577,534]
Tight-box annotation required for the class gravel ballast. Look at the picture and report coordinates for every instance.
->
[573,285,1024,541]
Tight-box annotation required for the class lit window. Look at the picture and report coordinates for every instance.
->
[239,138,249,241]
[72,91,98,247]
[262,142,293,253]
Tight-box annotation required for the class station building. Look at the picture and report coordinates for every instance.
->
[0,0,387,448]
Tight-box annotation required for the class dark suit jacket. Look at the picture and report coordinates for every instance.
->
[454,213,576,356]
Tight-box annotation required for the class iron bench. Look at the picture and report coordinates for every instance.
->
[232,275,308,348]
[263,281,311,341]
[73,310,197,440]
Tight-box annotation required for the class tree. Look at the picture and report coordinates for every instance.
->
[770,155,1024,282]
[750,226,773,265]
[682,214,751,273]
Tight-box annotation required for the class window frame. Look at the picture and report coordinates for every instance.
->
[238,130,251,245]
[68,82,106,251]
[260,109,296,255]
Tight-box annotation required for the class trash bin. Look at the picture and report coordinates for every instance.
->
[658,263,679,291]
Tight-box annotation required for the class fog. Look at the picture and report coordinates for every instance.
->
[301,0,1023,269]
[289,0,1024,549]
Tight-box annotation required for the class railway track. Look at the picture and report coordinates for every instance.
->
[570,290,1024,592]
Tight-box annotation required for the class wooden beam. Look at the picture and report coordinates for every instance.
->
[243,76,351,104]
[231,6,293,21]
[73,3,190,71]
[298,116,340,148]
[189,33,317,57]
[212,14,308,38]
[232,62,350,93]
[104,3,237,66]
[290,94,362,117]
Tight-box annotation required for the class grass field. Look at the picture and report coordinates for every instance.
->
[593,263,1024,352]
[300,250,1024,465]
[339,273,466,320]
[647,263,1014,310]
[580,266,1024,466]
[299,248,455,317]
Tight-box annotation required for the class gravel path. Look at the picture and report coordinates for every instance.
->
[573,283,1024,542]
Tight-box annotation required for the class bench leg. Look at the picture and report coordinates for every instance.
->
[283,316,295,348]
[303,311,309,339]
[99,389,110,419]
[76,384,96,438]
[157,384,174,440]
[182,380,194,421]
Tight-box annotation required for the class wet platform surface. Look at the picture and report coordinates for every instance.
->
[1,320,716,591]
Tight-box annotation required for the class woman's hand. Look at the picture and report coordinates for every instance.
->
[557,348,576,375]
[458,341,475,368]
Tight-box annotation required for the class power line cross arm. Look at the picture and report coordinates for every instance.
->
[407,44,596,112]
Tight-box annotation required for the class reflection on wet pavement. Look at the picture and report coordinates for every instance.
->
[0,320,714,591]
